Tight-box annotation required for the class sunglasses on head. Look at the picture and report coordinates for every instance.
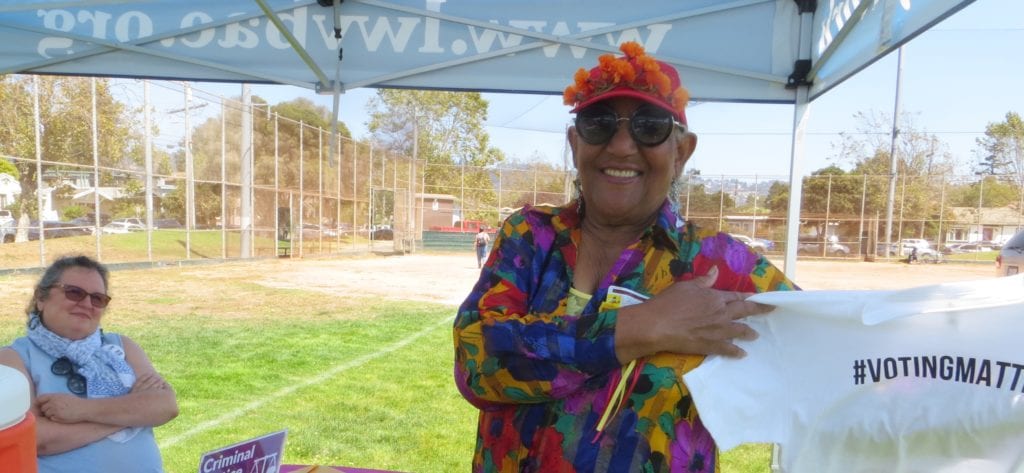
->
[55,283,111,309]
[51,356,87,396]
[575,104,687,147]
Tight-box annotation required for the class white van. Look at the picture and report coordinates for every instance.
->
[899,238,931,249]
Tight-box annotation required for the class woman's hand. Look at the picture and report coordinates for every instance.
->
[36,393,90,424]
[615,266,774,362]
[132,372,170,392]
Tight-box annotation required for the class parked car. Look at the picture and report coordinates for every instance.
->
[101,221,143,234]
[981,240,1003,251]
[880,241,942,262]
[955,243,994,253]
[880,239,937,255]
[153,218,183,229]
[995,230,1024,276]
[1,219,14,243]
[729,234,770,253]
[899,238,931,250]
[85,212,112,226]
[0,210,16,243]
[67,217,100,235]
[301,223,323,239]
[798,238,851,257]
[371,226,394,240]
[941,242,966,254]
[27,221,90,240]
[111,217,145,230]
[908,247,942,263]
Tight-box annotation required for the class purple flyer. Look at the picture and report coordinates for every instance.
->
[198,429,288,473]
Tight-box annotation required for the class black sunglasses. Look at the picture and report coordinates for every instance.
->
[55,283,111,309]
[51,356,88,396]
[575,104,687,147]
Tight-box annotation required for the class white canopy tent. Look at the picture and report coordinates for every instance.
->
[0,0,976,273]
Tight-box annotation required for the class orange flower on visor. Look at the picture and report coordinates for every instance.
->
[563,41,690,124]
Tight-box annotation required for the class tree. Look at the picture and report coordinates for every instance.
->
[111,179,144,218]
[62,204,86,220]
[975,111,1024,191]
[764,181,789,215]
[949,176,1019,208]
[678,174,736,229]
[188,95,315,187]
[0,159,19,179]
[161,185,186,222]
[831,110,952,239]
[183,95,351,228]
[367,89,503,220]
[800,165,863,237]
[497,156,569,213]
[0,75,142,231]
[832,110,956,176]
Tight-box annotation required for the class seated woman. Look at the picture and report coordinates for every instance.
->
[0,255,178,473]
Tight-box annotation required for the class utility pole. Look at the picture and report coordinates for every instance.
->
[884,47,905,259]
[240,84,253,258]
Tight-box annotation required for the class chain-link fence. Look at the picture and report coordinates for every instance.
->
[0,78,419,270]
[678,173,1024,263]
[2,77,1021,270]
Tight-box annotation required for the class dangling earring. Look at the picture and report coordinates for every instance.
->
[668,177,681,213]
[28,310,42,329]
[573,176,585,215]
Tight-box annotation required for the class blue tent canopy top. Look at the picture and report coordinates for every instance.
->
[0,0,973,102]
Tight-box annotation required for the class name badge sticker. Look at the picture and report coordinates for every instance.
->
[608,285,650,308]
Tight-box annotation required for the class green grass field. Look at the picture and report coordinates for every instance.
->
[0,260,773,473]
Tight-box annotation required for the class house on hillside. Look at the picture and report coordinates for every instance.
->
[36,169,178,220]
[945,206,1024,244]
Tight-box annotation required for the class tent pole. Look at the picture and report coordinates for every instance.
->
[782,1,816,280]
[783,86,810,278]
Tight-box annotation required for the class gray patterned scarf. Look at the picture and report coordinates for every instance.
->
[26,314,135,398]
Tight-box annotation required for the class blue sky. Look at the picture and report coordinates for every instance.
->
[177,0,1022,179]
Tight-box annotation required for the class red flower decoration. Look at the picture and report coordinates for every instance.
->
[563,41,690,121]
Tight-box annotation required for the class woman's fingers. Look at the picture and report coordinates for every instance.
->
[726,299,775,320]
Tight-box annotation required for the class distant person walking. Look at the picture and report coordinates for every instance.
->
[474,227,490,268]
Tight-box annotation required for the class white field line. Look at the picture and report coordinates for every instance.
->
[159,315,455,449]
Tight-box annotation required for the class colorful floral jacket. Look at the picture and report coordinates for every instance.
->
[453,200,794,473]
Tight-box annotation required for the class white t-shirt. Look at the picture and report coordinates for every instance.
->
[683,274,1024,473]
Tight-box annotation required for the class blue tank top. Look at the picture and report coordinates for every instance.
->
[10,333,165,473]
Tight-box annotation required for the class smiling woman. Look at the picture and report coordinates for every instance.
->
[0,255,178,473]
[453,42,796,473]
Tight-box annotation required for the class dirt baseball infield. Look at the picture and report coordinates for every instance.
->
[243,252,999,306]
[0,252,998,310]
